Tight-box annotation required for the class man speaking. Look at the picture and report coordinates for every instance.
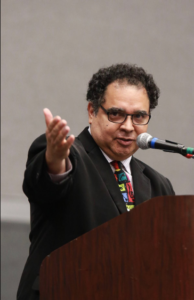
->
[17,64,175,300]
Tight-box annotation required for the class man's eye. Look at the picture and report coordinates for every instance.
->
[110,111,119,116]
[134,114,144,119]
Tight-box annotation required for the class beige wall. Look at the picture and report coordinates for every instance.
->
[2,0,194,206]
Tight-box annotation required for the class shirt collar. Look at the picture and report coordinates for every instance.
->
[88,126,132,174]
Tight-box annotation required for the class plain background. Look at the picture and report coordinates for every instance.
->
[2,0,194,299]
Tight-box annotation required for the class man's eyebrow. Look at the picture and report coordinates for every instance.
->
[106,108,149,114]
[133,110,149,114]
[106,107,125,112]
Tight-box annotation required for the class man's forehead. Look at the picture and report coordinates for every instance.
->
[104,81,148,100]
[102,81,150,113]
[105,80,146,94]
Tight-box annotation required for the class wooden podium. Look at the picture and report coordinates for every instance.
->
[39,195,194,300]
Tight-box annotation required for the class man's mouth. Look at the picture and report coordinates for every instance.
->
[116,138,135,146]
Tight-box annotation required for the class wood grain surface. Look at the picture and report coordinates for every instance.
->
[40,195,194,300]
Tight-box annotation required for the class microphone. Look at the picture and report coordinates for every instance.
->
[136,133,194,158]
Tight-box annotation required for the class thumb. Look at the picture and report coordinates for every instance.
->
[43,108,53,128]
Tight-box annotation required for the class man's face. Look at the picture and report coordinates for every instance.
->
[88,81,150,161]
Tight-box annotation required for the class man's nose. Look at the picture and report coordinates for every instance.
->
[120,115,134,131]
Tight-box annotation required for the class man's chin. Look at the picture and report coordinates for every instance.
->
[111,147,137,161]
[115,143,137,157]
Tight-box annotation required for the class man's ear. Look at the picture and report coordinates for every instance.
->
[88,102,95,124]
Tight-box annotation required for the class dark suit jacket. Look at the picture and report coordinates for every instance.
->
[17,127,175,300]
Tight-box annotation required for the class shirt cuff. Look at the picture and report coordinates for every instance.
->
[48,158,73,183]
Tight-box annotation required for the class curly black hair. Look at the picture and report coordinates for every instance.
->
[86,64,160,114]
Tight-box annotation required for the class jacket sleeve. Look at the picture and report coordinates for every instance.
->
[165,177,176,195]
[23,134,75,205]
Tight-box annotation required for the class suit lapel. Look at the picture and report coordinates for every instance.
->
[131,157,151,205]
[78,128,126,214]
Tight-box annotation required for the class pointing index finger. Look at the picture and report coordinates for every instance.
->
[43,108,53,128]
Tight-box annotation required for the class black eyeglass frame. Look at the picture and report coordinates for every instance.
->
[100,105,151,125]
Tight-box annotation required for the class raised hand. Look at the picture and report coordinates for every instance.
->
[43,108,75,174]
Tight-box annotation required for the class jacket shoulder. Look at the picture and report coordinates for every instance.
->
[132,157,175,195]
[133,157,167,178]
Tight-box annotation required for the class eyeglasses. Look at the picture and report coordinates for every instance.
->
[100,105,151,125]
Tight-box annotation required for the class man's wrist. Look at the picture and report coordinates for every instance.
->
[49,158,73,182]
[46,153,67,174]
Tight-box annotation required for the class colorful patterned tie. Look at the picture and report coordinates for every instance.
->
[111,161,135,211]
